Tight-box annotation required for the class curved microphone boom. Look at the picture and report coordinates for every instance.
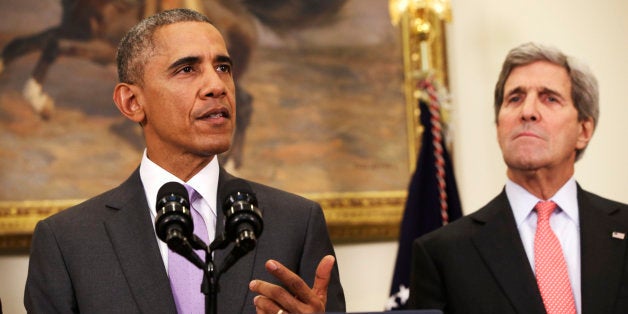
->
[155,181,204,269]
[219,179,263,275]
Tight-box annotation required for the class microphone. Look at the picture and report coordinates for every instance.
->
[155,181,204,269]
[218,179,263,274]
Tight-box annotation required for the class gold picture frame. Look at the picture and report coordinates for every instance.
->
[0,192,408,250]
[0,0,450,250]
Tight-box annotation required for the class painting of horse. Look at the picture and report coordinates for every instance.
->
[0,0,407,201]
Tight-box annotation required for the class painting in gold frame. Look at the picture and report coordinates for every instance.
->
[0,0,449,251]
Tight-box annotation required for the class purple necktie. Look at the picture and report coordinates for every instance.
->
[168,187,208,314]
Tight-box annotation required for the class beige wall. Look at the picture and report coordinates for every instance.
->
[2,0,627,313]
[448,0,628,213]
[337,0,628,311]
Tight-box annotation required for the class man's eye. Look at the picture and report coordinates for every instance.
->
[181,66,193,73]
[217,64,231,73]
[508,96,521,103]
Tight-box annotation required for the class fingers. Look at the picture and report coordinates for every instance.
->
[312,255,335,301]
[250,278,300,311]
[264,259,315,304]
[252,295,284,314]
[250,257,334,313]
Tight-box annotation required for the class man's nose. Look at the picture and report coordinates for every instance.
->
[200,70,228,98]
[520,97,540,122]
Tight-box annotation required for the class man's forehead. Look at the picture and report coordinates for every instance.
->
[505,62,571,91]
[154,21,226,46]
[151,22,229,56]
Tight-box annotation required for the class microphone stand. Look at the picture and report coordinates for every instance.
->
[187,234,242,314]
[188,235,218,314]
[202,248,217,314]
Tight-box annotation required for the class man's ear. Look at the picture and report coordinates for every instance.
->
[576,117,595,150]
[113,83,145,123]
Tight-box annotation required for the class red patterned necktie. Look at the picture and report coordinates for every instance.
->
[534,200,576,314]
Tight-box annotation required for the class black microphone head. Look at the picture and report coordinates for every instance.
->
[155,182,192,244]
[222,178,257,210]
[157,182,189,207]
[221,179,263,245]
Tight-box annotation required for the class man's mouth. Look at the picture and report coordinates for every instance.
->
[199,108,230,120]
[515,131,542,140]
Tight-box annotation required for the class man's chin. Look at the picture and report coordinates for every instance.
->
[204,142,232,157]
[504,152,539,168]
[506,159,544,172]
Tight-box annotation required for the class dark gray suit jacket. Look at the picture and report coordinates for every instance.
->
[24,167,345,313]
[409,185,628,314]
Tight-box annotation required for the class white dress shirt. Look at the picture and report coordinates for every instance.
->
[139,149,219,272]
[506,177,581,314]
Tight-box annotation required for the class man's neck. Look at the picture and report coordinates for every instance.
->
[507,167,575,200]
[146,150,214,182]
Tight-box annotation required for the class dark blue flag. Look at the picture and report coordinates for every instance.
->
[386,99,462,310]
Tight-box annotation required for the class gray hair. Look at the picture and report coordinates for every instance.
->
[116,8,212,85]
[493,42,599,160]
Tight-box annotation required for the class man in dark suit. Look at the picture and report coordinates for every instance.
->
[409,42,628,314]
[24,8,344,314]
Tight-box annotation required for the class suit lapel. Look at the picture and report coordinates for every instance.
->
[579,187,627,313]
[104,170,177,313]
[213,167,232,266]
[212,168,260,313]
[471,191,546,314]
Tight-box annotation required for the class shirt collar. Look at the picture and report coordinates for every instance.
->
[506,177,579,227]
[139,149,219,216]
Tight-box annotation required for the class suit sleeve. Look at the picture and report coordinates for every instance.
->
[408,237,446,311]
[24,220,78,313]
[299,202,346,312]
